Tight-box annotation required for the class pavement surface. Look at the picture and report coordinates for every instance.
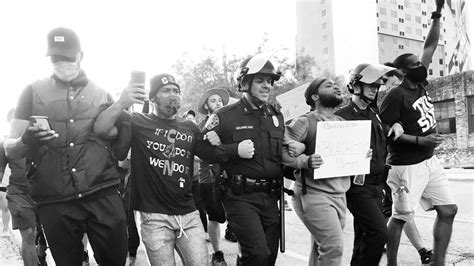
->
[1,169,473,265]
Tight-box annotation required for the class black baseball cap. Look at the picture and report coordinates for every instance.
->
[46,27,81,59]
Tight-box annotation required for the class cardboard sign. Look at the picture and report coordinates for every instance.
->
[313,120,371,179]
[276,82,310,121]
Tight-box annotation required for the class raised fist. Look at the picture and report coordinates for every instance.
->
[238,139,255,159]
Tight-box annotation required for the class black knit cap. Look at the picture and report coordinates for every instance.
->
[304,78,329,107]
[149,73,180,98]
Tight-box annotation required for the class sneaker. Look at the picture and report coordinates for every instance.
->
[126,256,137,266]
[418,248,433,264]
[224,228,237,243]
[37,254,47,266]
[83,250,90,265]
[37,244,48,266]
[211,250,227,266]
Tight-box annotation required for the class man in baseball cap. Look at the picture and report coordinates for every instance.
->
[4,27,128,265]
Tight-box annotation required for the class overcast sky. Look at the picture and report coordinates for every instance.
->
[0,0,472,135]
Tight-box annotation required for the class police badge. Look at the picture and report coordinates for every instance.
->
[272,115,279,127]
[205,114,220,130]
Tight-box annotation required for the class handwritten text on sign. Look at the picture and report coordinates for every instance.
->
[313,120,371,179]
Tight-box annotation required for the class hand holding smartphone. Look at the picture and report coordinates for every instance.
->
[30,116,51,130]
[21,116,58,145]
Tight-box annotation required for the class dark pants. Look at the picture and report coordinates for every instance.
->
[38,192,128,266]
[192,180,208,232]
[127,209,140,257]
[346,184,388,266]
[223,192,280,266]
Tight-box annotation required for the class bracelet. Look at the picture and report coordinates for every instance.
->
[416,136,419,145]
[431,11,442,19]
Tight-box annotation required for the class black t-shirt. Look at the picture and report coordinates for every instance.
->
[380,81,436,165]
[128,112,201,215]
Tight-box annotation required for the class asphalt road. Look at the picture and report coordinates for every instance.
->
[1,179,473,265]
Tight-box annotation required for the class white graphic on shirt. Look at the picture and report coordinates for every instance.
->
[412,95,436,133]
[145,127,194,177]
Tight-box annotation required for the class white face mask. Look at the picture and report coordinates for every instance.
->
[52,61,80,82]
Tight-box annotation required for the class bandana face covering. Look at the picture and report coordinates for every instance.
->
[156,95,181,116]
[53,61,80,82]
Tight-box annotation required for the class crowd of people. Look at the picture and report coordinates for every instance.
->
[0,0,459,265]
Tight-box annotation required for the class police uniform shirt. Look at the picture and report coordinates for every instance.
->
[202,97,285,180]
[336,101,387,175]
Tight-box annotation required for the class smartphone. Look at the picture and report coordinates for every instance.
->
[30,116,51,130]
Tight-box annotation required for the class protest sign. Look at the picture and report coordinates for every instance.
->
[276,82,310,121]
[313,120,371,179]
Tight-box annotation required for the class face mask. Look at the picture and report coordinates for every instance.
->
[155,95,180,116]
[53,61,80,82]
[406,65,427,83]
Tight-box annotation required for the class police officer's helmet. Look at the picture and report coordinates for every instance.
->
[235,53,281,91]
[347,63,396,94]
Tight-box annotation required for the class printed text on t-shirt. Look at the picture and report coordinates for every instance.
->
[412,95,436,133]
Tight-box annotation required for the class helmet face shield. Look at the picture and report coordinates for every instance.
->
[235,53,281,90]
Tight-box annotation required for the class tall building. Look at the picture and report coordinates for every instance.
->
[296,0,471,79]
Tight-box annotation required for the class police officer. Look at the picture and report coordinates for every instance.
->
[201,54,284,266]
[335,63,403,265]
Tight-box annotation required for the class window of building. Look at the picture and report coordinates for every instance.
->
[406,26,412,34]
[439,58,443,64]
[323,47,329,54]
[391,10,398,17]
[399,44,404,49]
[321,0,326,3]
[399,18,404,23]
[423,24,427,28]
[405,13,411,21]
[322,22,327,29]
[415,16,421,23]
[429,69,433,75]
[440,70,444,76]
[391,0,397,4]
[392,37,397,44]
[392,24,398,31]
[400,31,405,36]
[415,3,421,10]
[468,97,474,133]
[380,48,385,56]
[398,5,403,10]
[381,21,387,29]
[416,29,422,36]
[380,7,386,15]
[379,35,385,42]
[421,0,426,3]
[404,0,411,8]
[322,9,326,16]
[434,100,456,134]
[422,11,427,16]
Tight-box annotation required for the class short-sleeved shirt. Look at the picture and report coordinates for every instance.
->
[127,112,202,215]
[380,80,436,165]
